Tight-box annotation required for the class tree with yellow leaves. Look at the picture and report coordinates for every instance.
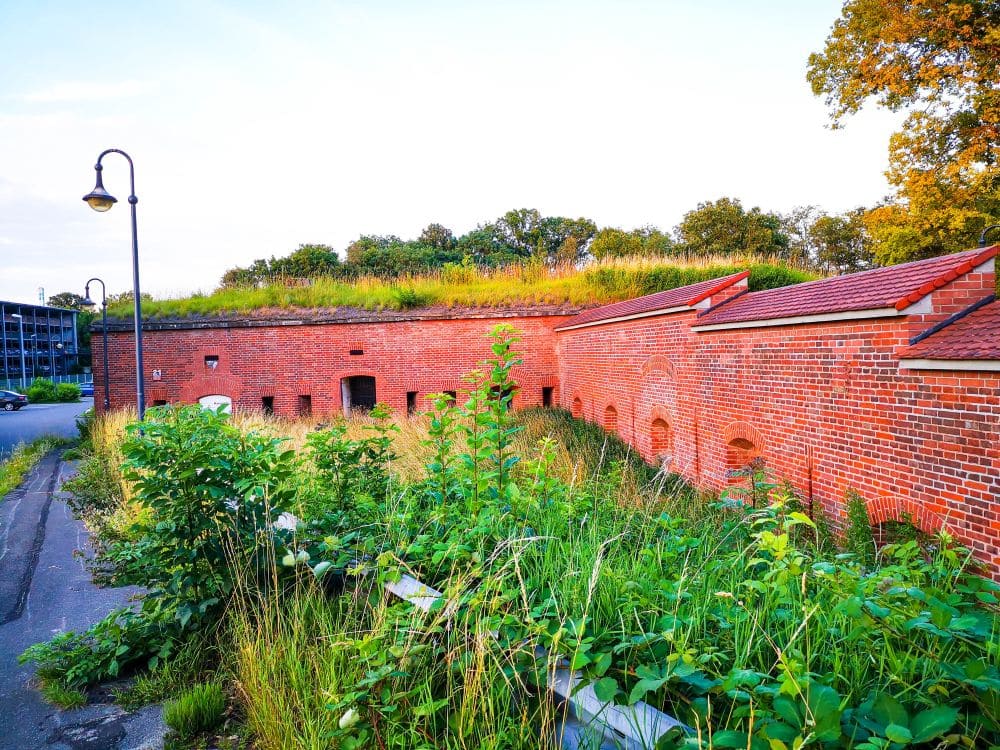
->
[808,0,1000,263]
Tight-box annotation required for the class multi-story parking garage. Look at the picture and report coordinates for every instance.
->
[0,301,80,384]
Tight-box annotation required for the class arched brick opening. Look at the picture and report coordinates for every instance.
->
[640,354,675,378]
[722,421,764,478]
[651,418,672,464]
[341,375,377,417]
[571,396,583,418]
[865,496,943,536]
[603,404,618,433]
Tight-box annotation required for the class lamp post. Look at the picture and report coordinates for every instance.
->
[82,278,111,411]
[82,149,145,420]
[979,225,1000,248]
[10,314,26,390]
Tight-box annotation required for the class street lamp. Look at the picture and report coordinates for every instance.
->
[82,149,145,420]
[29,334,38,377]
[979,225,1000,247]
[10,314,26,390]
[82,278,111,411]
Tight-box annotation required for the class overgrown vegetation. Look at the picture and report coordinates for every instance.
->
[25,377,81,404]
[25,327,1000,748]
[110,256,817,318]
[0,436,66,497]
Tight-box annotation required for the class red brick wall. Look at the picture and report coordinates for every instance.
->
[95,314,567,418]
[93,271,999,575]
[558,282,1000,576]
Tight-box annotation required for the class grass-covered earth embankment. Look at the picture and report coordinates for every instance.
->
[22,327,1000,749]
[110,256,817,318]
[0,436,67,497]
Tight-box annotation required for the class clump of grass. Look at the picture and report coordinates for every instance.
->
[0,436,65,498]
[163,682,226,740]
[110,256,819,318]
[39,677,87,709]
[116,638,212,711]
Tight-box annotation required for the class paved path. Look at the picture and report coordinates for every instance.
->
[0,400,93,457]
[0,455,165,749]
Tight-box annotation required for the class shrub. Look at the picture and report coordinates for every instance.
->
[55,382,81,402]
[26,378,57,403]
[163,682,225,739]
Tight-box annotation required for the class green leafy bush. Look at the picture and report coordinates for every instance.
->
[55,382,81,402]
[26,378,57,403]
[21,404,298,686]
[23,378,79,403]
[163,682,225,739]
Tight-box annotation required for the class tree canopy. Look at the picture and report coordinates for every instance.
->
[808,0,1000,262]
[674,198,790,258]
[47,292,88,310]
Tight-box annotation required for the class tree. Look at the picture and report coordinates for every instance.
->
[808,0,1000,261]
[418,223,456,251]
[674,198,789,257]
[489,209,597,264]
[811,210,873,273]
[47,292,87,310]
[269,244,341,277]
[590,226,674,259]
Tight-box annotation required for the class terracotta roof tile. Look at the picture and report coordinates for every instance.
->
[901,298,1000,360]
[555,272,749,329]
[695,246,998,327]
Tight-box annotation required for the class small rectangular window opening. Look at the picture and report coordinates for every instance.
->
[444,390,457,407]
[262,396,274,416]
[406,391,418,415]
[298,394,312,416]
[152,399,168,407]
[542,387,554,407]
[349,349,364,356]
[204,355,219,370]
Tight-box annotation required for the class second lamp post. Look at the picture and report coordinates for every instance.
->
[82,278,111,411]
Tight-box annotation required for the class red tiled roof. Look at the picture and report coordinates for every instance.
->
[695,246,998,327]
[901,299,1000,360]
[555,271,749,329]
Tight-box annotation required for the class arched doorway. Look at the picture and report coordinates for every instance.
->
[198,394,232,414]
[341,376,376,417]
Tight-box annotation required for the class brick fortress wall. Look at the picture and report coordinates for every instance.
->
[93,257,999,574]
[95,313,568,418]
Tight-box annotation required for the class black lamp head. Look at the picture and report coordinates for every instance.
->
[83,164,117,212]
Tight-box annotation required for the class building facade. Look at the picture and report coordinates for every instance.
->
[94,248,1000,575]
[1,301,79,385]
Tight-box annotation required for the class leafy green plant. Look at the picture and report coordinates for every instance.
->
[163,682,226,739]
[845,488,875,567]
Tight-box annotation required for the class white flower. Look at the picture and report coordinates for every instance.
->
[339,707,360,730]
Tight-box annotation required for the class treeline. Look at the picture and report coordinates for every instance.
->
[219,199,875,288]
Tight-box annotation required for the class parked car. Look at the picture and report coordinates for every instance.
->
[0,390,28,411]
[80,381,95,397]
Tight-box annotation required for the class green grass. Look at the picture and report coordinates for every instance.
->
[39,678,87,709]
[109,256,819,318]
[0,437,66,498]
[163,682,226,740]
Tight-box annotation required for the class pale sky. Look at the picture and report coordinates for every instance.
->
[0,0,902,305]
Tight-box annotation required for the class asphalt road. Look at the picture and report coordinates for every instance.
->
[0,400,92,456]
[0,456,164,749]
